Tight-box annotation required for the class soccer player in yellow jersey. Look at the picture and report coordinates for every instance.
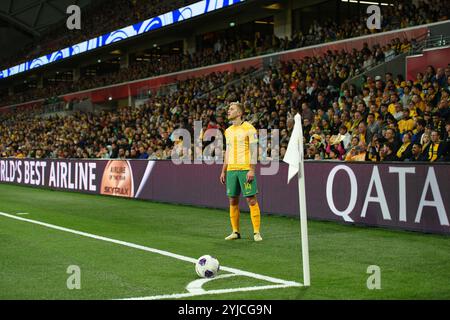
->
[220,102,262,242]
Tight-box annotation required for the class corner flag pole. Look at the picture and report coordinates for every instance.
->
[283,113,311,286]
[297,115,310,287]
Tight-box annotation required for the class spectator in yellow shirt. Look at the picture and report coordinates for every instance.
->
[411,94,426,112]
[400,39,411,52]
[368,101,380,116]
[398,109,416,134]
[388,93,399,115]
[427,130,445,162]
[345,142,367,162]
[349,111,363,134]
[396,132,413,161]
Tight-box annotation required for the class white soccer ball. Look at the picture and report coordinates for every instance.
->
[195,255,220,278]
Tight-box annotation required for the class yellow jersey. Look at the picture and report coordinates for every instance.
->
[388,103,396,115]
[398,118,415,134]
[359,133,366,145]
[225,121,258,171]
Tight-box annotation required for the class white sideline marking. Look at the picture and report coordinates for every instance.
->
[0,211,302,299]
[16,213,30,215]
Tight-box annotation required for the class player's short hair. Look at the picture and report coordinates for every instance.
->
[230,101,244,115]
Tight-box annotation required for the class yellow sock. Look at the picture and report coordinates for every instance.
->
[249,202,261,234]
[230,205,240,233]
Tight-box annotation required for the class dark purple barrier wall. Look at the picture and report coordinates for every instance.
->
[1,159,449,234]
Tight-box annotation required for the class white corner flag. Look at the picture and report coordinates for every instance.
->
[283,113,311,286]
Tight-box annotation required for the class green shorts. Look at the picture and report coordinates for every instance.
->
[226,170,258,198]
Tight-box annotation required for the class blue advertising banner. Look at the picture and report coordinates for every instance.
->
[0,0,245,79]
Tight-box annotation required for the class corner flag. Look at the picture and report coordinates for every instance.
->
[283,113,311,286]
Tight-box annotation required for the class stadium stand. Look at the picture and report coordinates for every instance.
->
[0,0,199,71]
[0,0,449,162]
[0,36,415,107]
[1,61,449,162]
[1,0,449,107]
[1,0,448,71]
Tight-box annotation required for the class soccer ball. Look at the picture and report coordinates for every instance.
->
[195,255,220,278]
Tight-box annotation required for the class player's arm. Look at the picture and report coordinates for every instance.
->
[247,142,257,183]
[220,148,228,184]
[220,132,229,184]
[247,128,258,183]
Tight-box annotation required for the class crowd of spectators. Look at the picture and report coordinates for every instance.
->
[2,0,448,72]
[299,0,448,45]
[1,0,449,107]
[1,0,449,162]
[0,70,245,160]
[297,64,450,163]
[0,34,414,107]
[1,44,449,163]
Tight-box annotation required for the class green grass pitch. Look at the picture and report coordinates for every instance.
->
[0,183,449,300]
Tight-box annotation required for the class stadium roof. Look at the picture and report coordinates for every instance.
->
[0,0,101,59]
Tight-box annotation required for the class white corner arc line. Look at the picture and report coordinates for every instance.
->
[119,284,300,300]
[0,211,302,289]
[186,274,238,294]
